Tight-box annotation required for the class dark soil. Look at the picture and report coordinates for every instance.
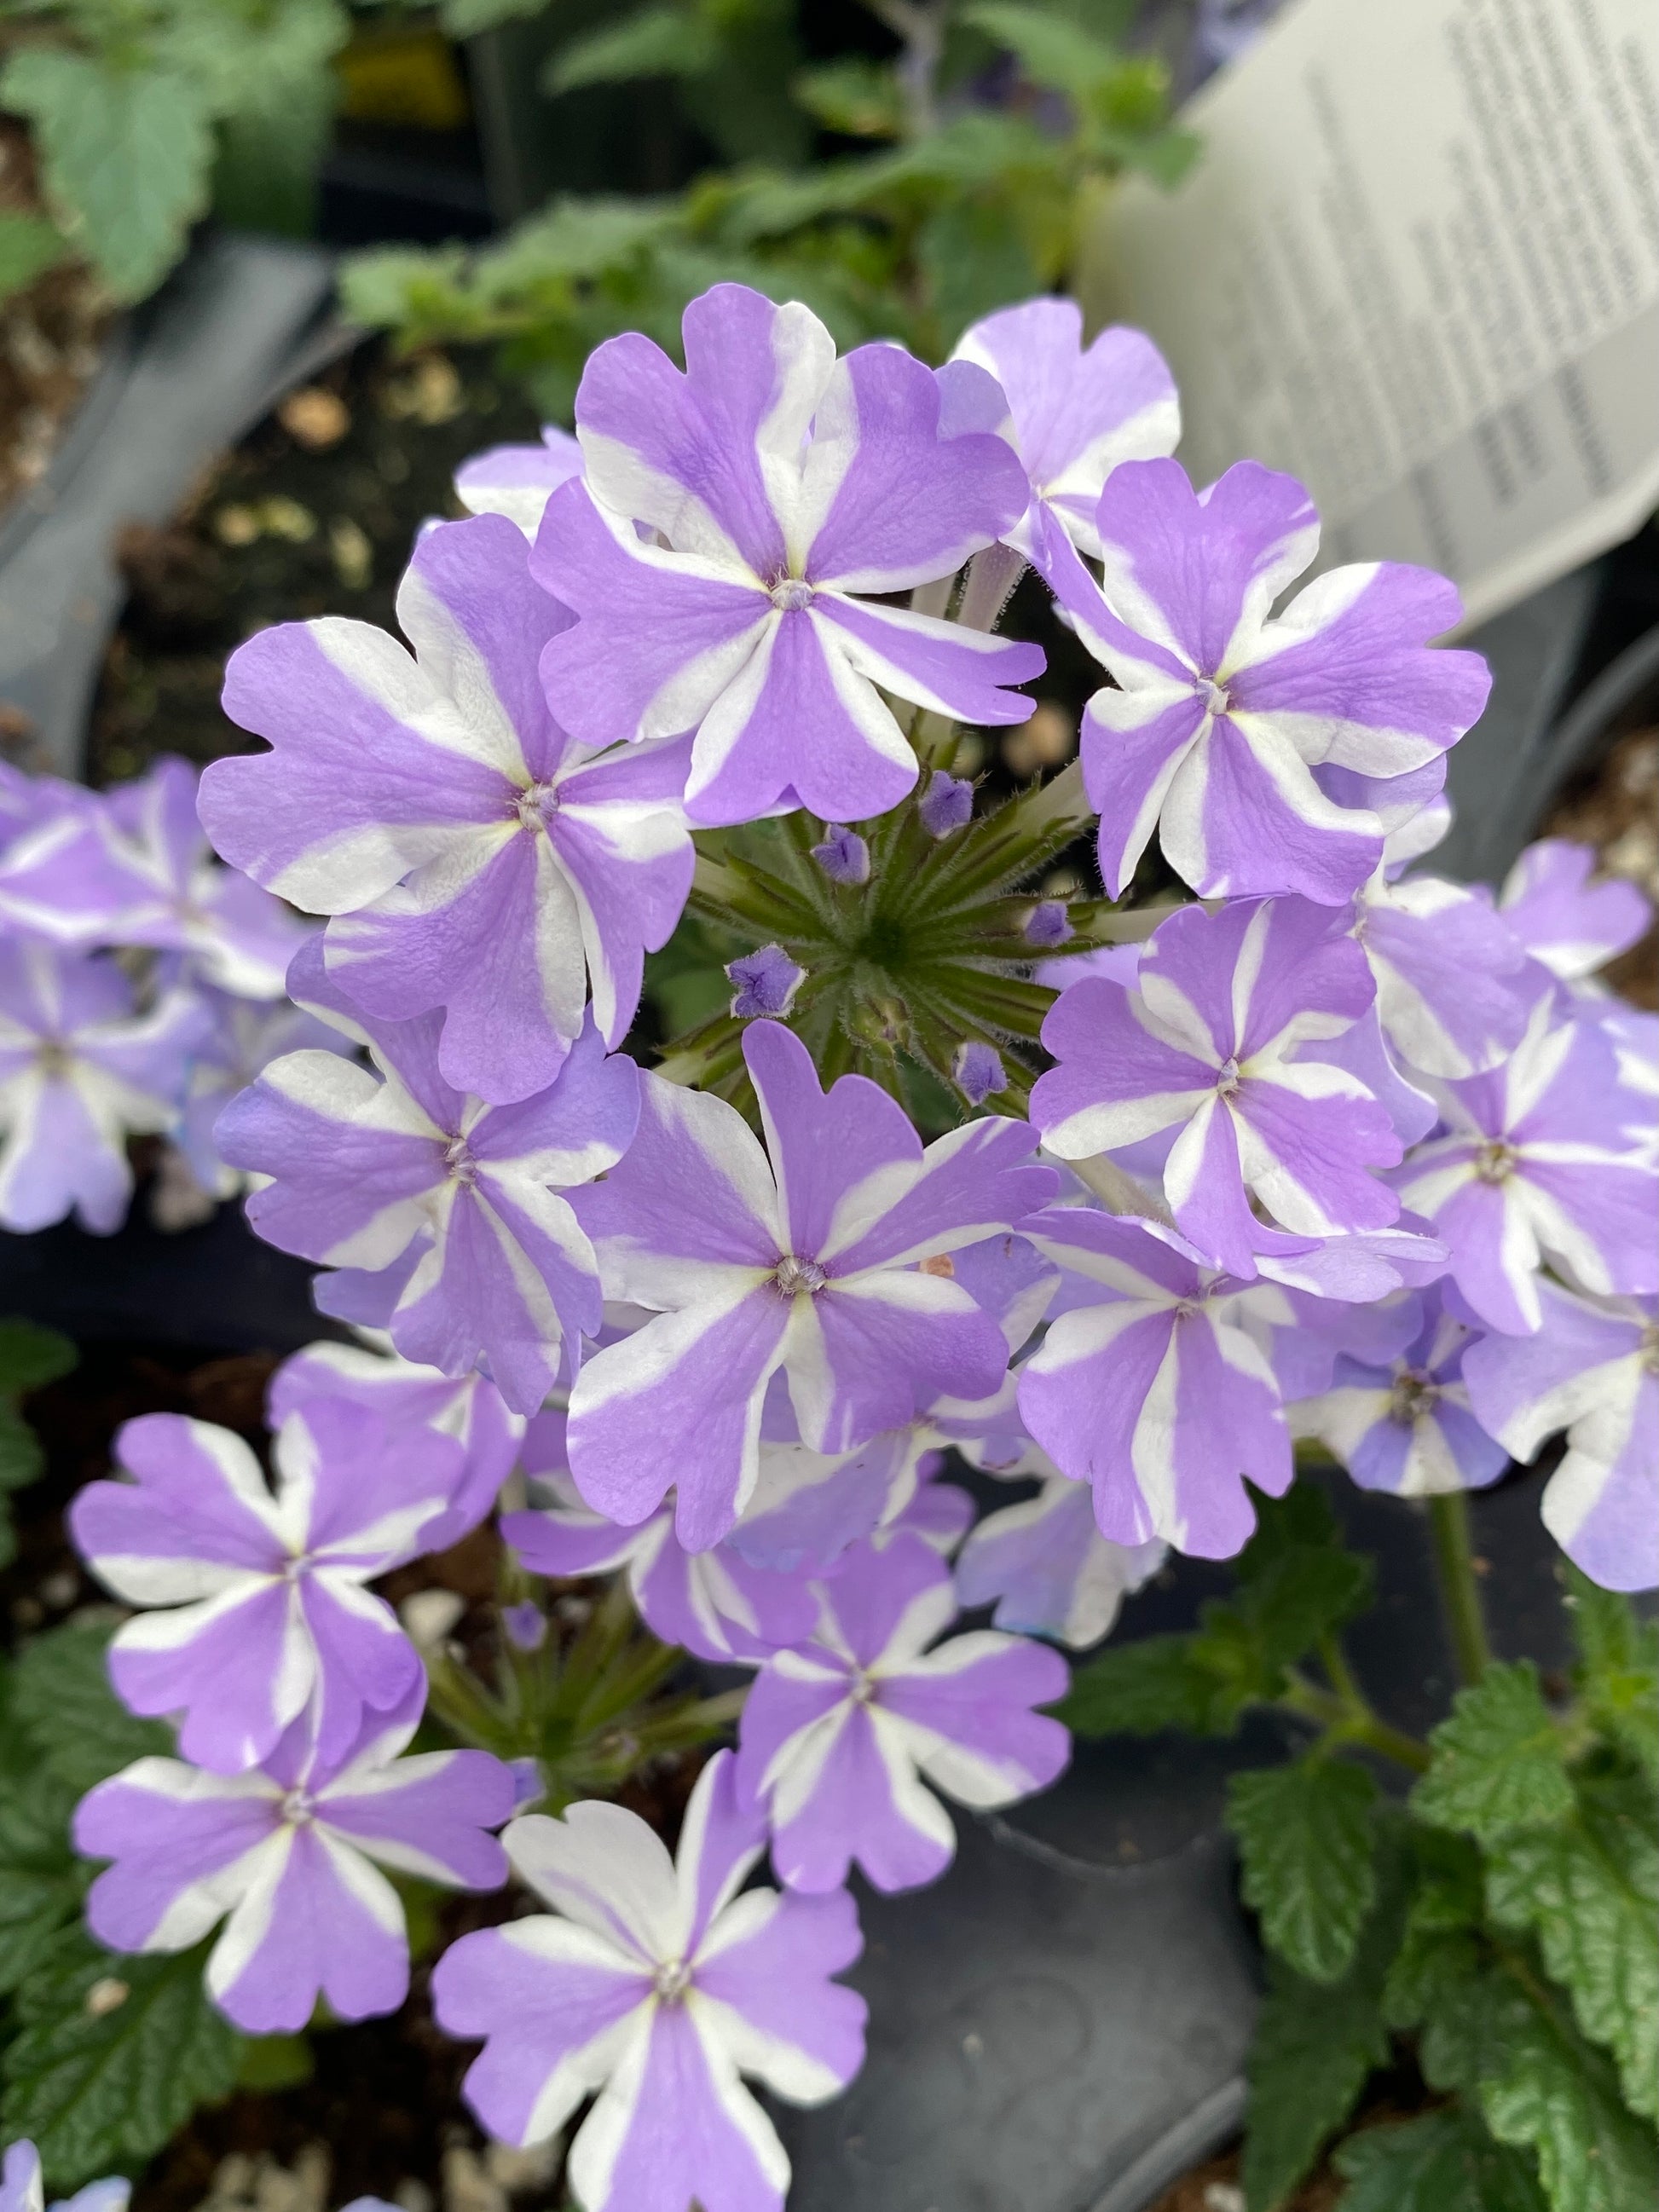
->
[83,342,544,790]
[0,121,108,529]
[1543,724,1659,1009]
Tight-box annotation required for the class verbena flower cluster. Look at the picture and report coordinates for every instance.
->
[0,752,327,1233]
[16,286,1655,2209]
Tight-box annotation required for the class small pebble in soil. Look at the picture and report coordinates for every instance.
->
[278,388,352,452]
[84,1977,130,2016]
[329,517,374,592]
[401,1589,465,1648]
[1002,699,1077,777]
[1202,2187,1246,2212]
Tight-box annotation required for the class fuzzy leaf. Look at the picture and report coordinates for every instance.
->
[1413,1662,1574,1845]
[962,3,1124,93]
[1486,1775,1659,2121]
[1240,1823,1407,2211]
[10,1617,174,1797]
[2,1927,242,2189]
[0,212,66,302]
[0,1317,76,1400]
[1565,1568,1659,1784]
[0,49,214,300]
[1227,1757,1379,1982]
[546,8,718,95]
[0,1721,86,1995]
[792,57,904,139]
[1478,2001,1659,2212]
[1334,2109,1547,2212]
[1054,1632,1217,1736]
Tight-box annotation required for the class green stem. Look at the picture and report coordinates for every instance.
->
[1427,1490,1491,1684]
[1280,1669,1431,1775]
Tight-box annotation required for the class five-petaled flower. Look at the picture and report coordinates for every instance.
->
[531,284,1044,828]
[75,1689,513,2033]
[565,1019,1055,1550]
[72,1398,462,1773]
[432,1750,867,2209]
[737,1531,1069,1892]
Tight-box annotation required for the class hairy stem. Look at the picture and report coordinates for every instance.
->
[1427,1490,1491,1684]
[863,0,951,137]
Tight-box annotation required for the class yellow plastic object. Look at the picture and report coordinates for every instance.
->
[336,26,471,133]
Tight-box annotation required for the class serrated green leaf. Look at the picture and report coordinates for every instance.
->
[3,1927,242,2190]
[0,212,66,302]
[0,1720,86,1995]
[546,8,718,95]
[1241,1821,1408,2211]
[1228,1757,1379,1982]
[10,1617,174,1797]
[0,49,215,301]
[1486,1775,1659,2120]
[1334,2108,1548,2212]
[1565,1568,1659,1784]
[0,1317,76,1399]
[1478,2000,1659,2212]
[1413,1662,1574,1845]
[1054,1632,1217,1737]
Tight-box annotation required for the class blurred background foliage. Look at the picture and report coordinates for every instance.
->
[0,0,1199,407]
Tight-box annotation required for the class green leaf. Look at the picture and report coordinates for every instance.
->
[1413,1663,1574,1845]
[1478,1999,1659,2212]
[961,2,1124,94]
[546,8,719,95]
[235,2033,314,2090]
[10,1617,174,1797]
[0,1317,76,1399]
[1564,1568,1659,1783]
[0,212,66,302]
[1334,2108,1547,2212]
[1384,1856,1659,2212]
[1,49,215,301]
[1241,1823,1407,2210]
[0,1724,86,1996]
[1485,1774,1659,2120]
[3,1927,242,2190]
[440,0,561,32]
[792,57,905,139]
[916,194,1042,349]
[1054,1632,1217,1737]
[1227,1757,1379,1981]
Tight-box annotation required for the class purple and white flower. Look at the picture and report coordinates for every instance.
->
[501,1411,818,1661]
[532,283,1043,828]
[954,1459,1167,1649]
[0,756,307,999]
[1393,999,1658,1335]
[432,1749,866,2208]
[736,1531,1069,1893]
[216,940,639,1414]
[566,1020,1055,1551]
[1015,1209,1296,1557]
[0,2140,128,2212]
[1497,839,1651,987]
[203,515,693,1103]
[454,425,584,537]
[948,298,1178,581]
[75,1690,513,2033]
[269,1338,526,1553]
[1062,459,1489,904]
[1030,896,1400,1277]
[1463,1282,1658,1592]
[1288,1287,1507,1496]
[168,985,348,1205]
[1351,865,1533,1078]
[71,1399,460,1773]
[0,942,205,1234]
[727,1233,1055,1576]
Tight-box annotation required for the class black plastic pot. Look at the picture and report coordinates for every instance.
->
[777,1464,1576,2212]
[0,233,344,777]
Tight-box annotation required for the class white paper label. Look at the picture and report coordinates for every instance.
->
[1088,0,1659,627]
